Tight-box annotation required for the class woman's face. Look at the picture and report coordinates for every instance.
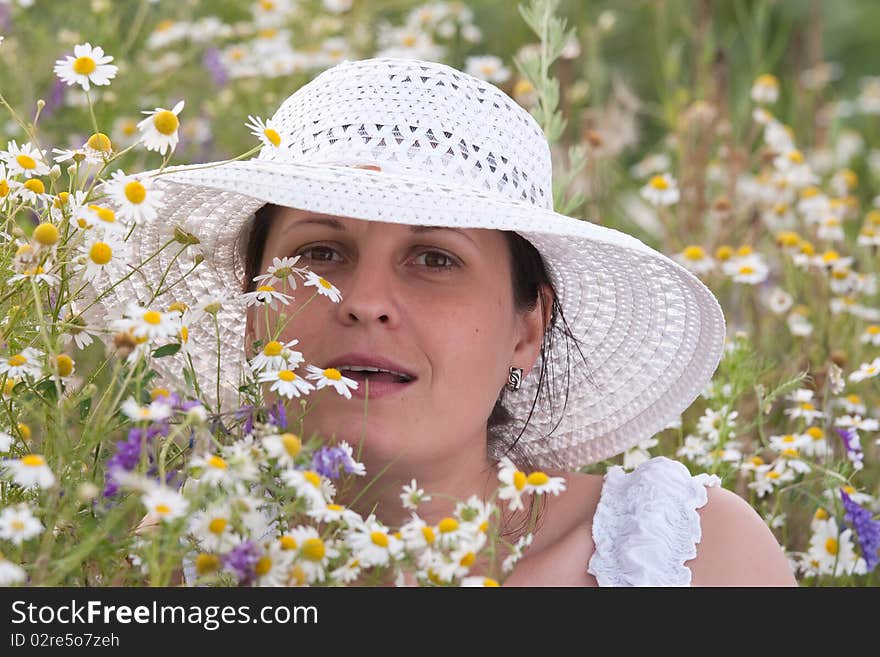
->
[245,206,548,473]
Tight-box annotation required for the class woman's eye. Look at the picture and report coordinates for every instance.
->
[414,250,458,270]
[297,245,340,263]
[296,246,457,271]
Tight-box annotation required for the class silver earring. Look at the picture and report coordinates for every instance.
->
[507,366,523,391]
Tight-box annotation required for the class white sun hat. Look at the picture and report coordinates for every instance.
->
[84,57,726,471]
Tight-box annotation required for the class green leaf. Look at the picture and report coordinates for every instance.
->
[152,343,181,358]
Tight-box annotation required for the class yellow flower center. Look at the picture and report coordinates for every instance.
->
[3,379,16,396]
[8,354,27,367]
[800,402,814,411]
[87,205,115,224]
[208,518,227,534]
[512,470,526,491]
[843,485,856,495]
[303,470,321,488]
[319,278,332,289]
[124,180,146,204]
[21,454,44,467]
[16,153,37,170]
[24,179,45,194]
[280,433,301,457]
[302,537,326,561]
[715,245,733,260]
[738,265,755,276]
[459,551,476,567]
[87,132,112,152]
[263,341,283,356]
[255,556,272,576]
[280,535,297,550]
[153,110,180,136]
[846,394,861,404]
[370,531,389,548]
[513,78,534,96]
[142,310,162,325]
[403,34,417,47]
[278,370,296,382]
[258,28,278,39]
[814,508,829,520]
[55,354,74,377]
[781,447,799,458]
[323,367,342,381]
[0,179,8,196]
[256,285,275,293]
[89,242,112,265]
[154,504,171,515]
[649,175,669,190]
[260,0,276,9]
[526,472,550,486]
[33,223,60,245]
[438,517,459,533]
[755,73,779,88]
[207,455,227,470]
[151,387,170,400]
[683,245,706,260]
[195,553,220,574]
[180,326,189,343]
[479,520,489,533]
[749,456,764,467]
[421,526,436,544]
[822,250,839,263]
[787,150,804,164]
[17,424,31,441]
[264,129,281,146]
[767,471,781,480]
[72,56,97,75]
[867,326,880,335]
[824,537,838,556]
[483,577,500,587]
[11,520,25,531]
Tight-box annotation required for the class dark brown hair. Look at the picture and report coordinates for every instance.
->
[240,203,595,536]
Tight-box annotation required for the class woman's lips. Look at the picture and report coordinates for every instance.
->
[345,372,415,399]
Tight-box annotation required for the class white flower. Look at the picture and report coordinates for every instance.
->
[280,469,331,511]
[747,461,795,498]
[859,324,880,346]
[254,540,297,587]
[630,152,671,178]
[0,347,44,379]
[245,115,284,150]
[640,173,680,206]
[285,525,339,584]
[783,397,825,423]
[697,406,739,443]
[804,518,866,577]
[400,478,431,511]
[248,338,303,374]
[189,453,234,487]
[750,74,780,104]
[763,287,793,314]
[141,485,189,522]
[302,271,342,302]
[0,431,13,453]
[721,255,770,285]
[112,302,179,342]
[120,396,173,422]
[345,517,404,567]
[849,357,880,383]
[304,364,359,399]
[241,284,293,310]
[496,457,527,512]
[3,454,55,489]
[188,505,240,552]
[103,170,165,224]
[137,100,185,156]
[306,502,362,526]
[0,504,43,545]
[834,414,880,433]
[53,42,118,92]
[465,54,511,83]
[676,435,710,461]
[258,368,315,399]
[262,431,304,469]
[72,233,127,284]
[502,533,533,574]
[461,576,501,586]
[0,557,26,585]
[253,255,305,290]
[2,140,50,178]
[672,245,715,275]
[523,470,566,497]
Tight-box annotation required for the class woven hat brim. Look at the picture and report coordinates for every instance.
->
[85,159,726,470]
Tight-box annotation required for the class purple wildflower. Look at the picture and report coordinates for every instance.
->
[40,78,67,121]
[103,422,170,497]
[235,405,256,436]
[311,446,360,480]
[223,541,261,586]
[835,427,864,471]
[841,489,880,572]
[202,47,229,87]
[268,399,286,430]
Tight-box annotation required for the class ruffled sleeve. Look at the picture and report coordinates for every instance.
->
[587,455,721,586]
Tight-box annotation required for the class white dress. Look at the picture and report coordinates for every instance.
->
[587,455,721,586]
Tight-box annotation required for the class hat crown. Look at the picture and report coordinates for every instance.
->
[256,57,554,210]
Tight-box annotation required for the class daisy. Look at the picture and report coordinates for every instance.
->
[696,405,739,442]
[254,540,297,587]
[3,454,55,489]
[763,287,794,315]
[53,42,117,92]
[2,140,50,178]
[280,468,332,511]
[188,505,240,552]
[306,502,362,526]
[849,357,880,383]
[285,525,339,583]
[0,347,44,379]
[330,556,363,584]
[252,255,304,290]
[0,504,44,545]
[522,469,566,497]
[400,514,438,552]
[218,438,261,483]
[245,115,284,150]
[768,433,809,453]
[0,558,26,586]
[137,100,185,156]
[304,364,359,399]
[750,73,780,104]
[501,533,533,574]
[400,478,431,511]
[84,203,128,238]
[120,396,174,423]
[461,576,501,587]
[804,517,866,577]
[302,271,342,302]
[262,431,305,469]
[72,234,127,284]
[464,54,511,83]
[11,177,51,206]
[747,461,795,498]
[258,368,315,399]
[248,337,303,373]
[345,517,404,567]
[0,431,12,453]
[189,453,234,487]
[141,486,189,523]
[783,397,825,423]
[640,173,680,206]
[112,302,180,342]
[834,414,880,433]
[496,456,528,511]
[672,245,715,275]
[241,284,293,310]
[103,170,165,224]
[837,394,867,416]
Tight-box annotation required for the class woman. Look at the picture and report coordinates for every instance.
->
[108,57,795,585]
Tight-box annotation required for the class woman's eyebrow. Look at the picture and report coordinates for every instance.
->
[282,216,477,246]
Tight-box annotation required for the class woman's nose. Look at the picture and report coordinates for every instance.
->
[334,260,398,325]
